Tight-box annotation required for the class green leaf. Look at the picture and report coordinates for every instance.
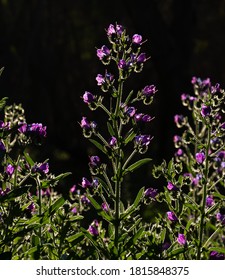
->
[124,130,136,145]
[45,197,65,216]
[121,187,145,220]
[87,195,113,223]
[89,139,106,154]
[0,97,8,111]
[167,247,186,258]
[124,158,152,174]
[23,152,35,167]
[107,122,115,136]
[0,186,30,202]
[66,233,84,246]
[209,247,225,254]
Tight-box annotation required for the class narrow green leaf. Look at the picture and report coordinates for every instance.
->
[66,232,83,243]
[87,195,113,223]
[0,97,8,111]
[124,130,136,145]
[23,152,34,167]
[89,139,106,154]
[124,158,152,174]
[46,197,65,216]
[167,247,186,257]
[133,186,145,208]
[0,186,30,202]
[107,122,115,136]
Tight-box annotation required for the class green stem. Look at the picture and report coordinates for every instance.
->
[113,74,124,257]
[197,126,211,259]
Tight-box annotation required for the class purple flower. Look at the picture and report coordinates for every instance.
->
[107,24,116,36]
[201,104,211,117]
[125,106,136,117]
[81,195,90,205]
[109,136,117,147]
[81,177,92,188]
[206,195,214,208]
[28,123,47,137]
[135,135,152,147]
[137,53,146,63]
[216,213,225,225]
[174,114,184,127]
[132,34,142,44]
[70,185,76,194]
[80,117,90,130]
[96,74,105,86]
[195,152,205,164]
[96,45,110,60]
[88,225,99,236]
[209,251,225,260]
[167,182,177,191]
[83,91,95,104]
[0,140,6,151]
[177,234,186,245]
[135,113,153,123]
[173,135,182,143]
[38,163,49,174]
[118,59,127,70]
[175,148,183,157]
[167,211,178,222]
[142,85,157,97]
[71,207,77,214]
[89,156,101,168]
[6,164,15,176]
[145,188,158,199]
[27,202,35,213]
[101,202,110,212]
[92,178,99,187]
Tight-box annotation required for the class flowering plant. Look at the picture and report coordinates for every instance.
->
[1,22,225,260]
[153,77,225,259]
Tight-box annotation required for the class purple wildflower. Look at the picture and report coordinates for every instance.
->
[96,45,110,60]
[96,74,105,86]
[38,163,49,174]
[109,136,117,147]
[81,195,90,205]
[101,202,110,212]
[83,91,95,104]
[132,34,142,44]
[81,177,92,188]
[174,114,185,127]
[195,152,205,164]
[167,211,178,222]
[71,207,77,214]
[0,140,6,151]
[145,188,158,200]
[88,225,99,236]
[137,53,146,63]
[206,195,214,208]
[6,164,15,176]
[177,234,186,245]
[70,185,76,194]
[80,117,90,130]
[142,85,157,97]
[209,251,225,260]
[118,59,127,70]
[201,104,211,117]
[135,135,152,147]
[167,182,177,191]
[89,156,101,168]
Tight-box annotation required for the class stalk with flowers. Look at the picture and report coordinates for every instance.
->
[78,23,159,259]
[153,77,225,259]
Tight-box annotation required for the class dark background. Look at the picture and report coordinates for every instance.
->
[1,0,225,195]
